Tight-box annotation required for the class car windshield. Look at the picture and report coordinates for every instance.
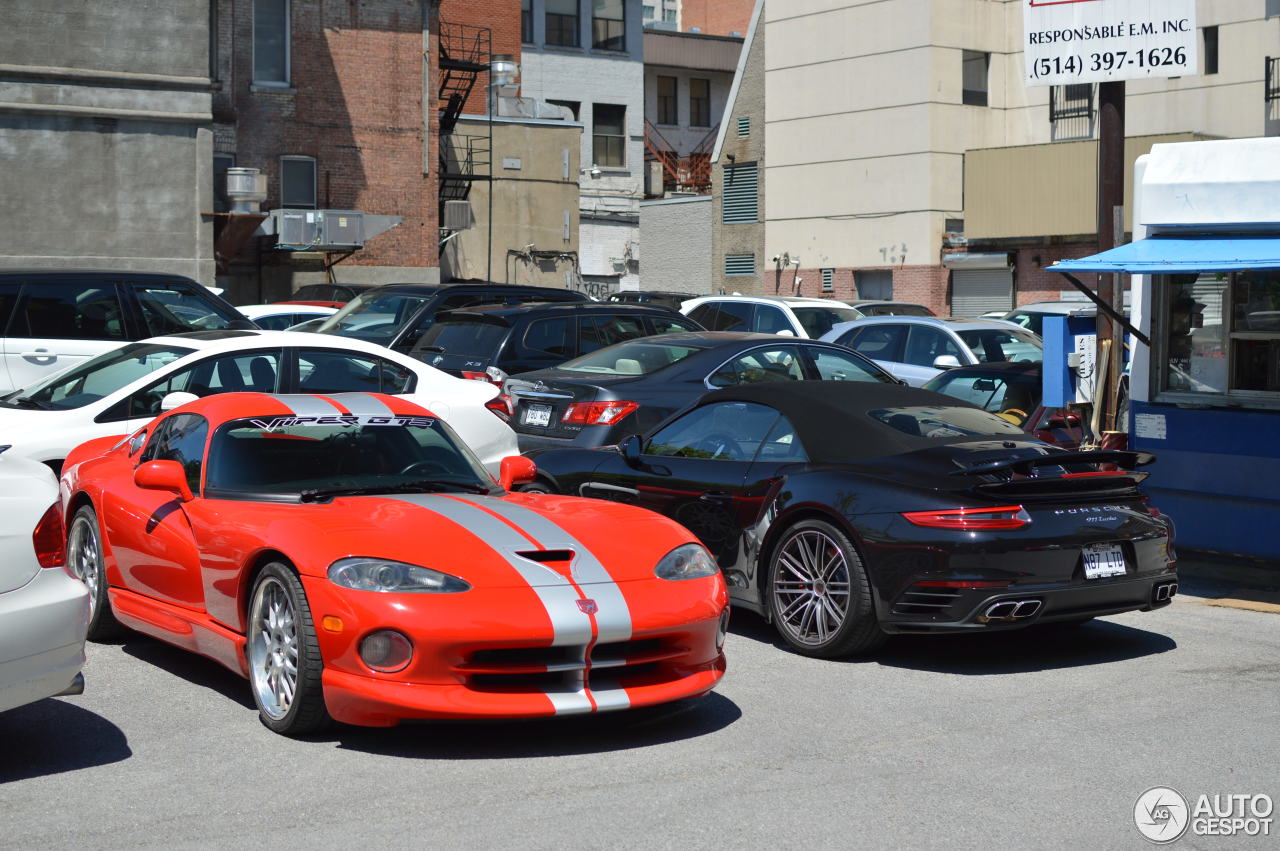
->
[869,405,1026,438]
[6,344,194,410]
[925,370,1043,425]
[205,415,493,497]
[412,316,510,358]
[791,306,864,338]
[313,290,431,345]
[956,328,1043,364]
[558,339,708,375]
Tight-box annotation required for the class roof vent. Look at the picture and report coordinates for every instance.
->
[225,168,267,213]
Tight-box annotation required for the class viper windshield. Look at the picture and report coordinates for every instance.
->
[205,414,494,499]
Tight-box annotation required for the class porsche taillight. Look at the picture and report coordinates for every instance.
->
[902,505,1031,531]
[32,503,66,569]
[561,400,639,426]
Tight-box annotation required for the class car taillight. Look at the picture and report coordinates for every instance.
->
[463,366,509,385]
[561,401,640,426]
[902,505,1031,530]
[32,503,65,569]
[486,393,513,421]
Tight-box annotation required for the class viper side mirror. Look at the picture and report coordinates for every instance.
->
[499,455,537,491]
[134,460,194,502]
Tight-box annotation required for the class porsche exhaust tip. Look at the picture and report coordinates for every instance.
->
[979,599,1043,623]
[1153,582,1178,602]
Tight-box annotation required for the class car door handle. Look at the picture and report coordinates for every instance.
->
[20,349,55,361]
[699,491,731,502]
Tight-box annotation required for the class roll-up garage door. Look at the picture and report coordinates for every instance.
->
[951,267,1013,318]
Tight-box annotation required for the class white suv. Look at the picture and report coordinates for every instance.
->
[681,295,864,339]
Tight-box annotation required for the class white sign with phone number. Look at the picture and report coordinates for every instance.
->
[1024,0,1197,87]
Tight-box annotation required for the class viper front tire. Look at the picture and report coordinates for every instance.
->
[246,563,330,736]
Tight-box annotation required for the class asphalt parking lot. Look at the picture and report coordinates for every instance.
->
[3,593,1277,849]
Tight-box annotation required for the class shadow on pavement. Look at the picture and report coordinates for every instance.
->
[329,691,742,759]
[0,699,131,783]
[729,609,1177,674]
[121,636,256,711]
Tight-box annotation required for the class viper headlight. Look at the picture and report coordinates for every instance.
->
[328,558,470,593]
[654,543,718,581]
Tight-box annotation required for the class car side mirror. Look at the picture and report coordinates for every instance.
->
[775,329,796,337]
[1046,410,1082,429]
[620,434,643,468]
[160,391,199,412]
[134,460,193,502]
[933,355,962,369]
[499,455,537,491]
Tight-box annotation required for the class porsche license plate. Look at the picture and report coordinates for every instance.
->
[1083,543,1127,579]
[522,403,552,427]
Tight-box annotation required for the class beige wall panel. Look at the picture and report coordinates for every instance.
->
[767,211,940,271]
[766,0,931,70]
[765,103,931,167]
[765,152,936,220]
[765,48,934,123]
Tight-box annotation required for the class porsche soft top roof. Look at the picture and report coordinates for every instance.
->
[699,381,1003,463]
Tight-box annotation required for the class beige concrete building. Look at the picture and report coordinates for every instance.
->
[441,115,582,288]
[712,0,1280,314]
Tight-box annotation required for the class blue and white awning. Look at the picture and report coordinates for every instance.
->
[1050,235,1280,275]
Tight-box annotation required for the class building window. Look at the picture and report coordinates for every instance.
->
[856,270,893,301]
[1158,270,1280,400]
[546,0,580,48]
[1203,26,1218,75]
[663,7,676,23]
[592,103,626,167]
[522,0,534,44]
[962,50,989,106]
[1049,83,1094,122]
[725,254,755,276]
[689,78,711,127]
[822,269,834,293]
[722,162,758,224]
[643,6,654,22]
[548,98,580,120]
[213,154,235,214]
[656,76,677,124]
[280,156,316,208]
[253,0,290,85]
[737,116,750,137]
[593,0,625,51]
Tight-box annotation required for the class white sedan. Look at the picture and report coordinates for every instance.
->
[236,303,337,331]
[0,448,89,714]
[0,330,517,475]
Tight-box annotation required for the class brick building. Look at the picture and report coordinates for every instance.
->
[678,0,753,37]
[212,0,440,303]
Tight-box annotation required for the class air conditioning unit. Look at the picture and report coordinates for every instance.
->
[320,210,363,247]
[443,200,473,231]
[278,210,319,247]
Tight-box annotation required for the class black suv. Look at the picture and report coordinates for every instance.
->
[311,282,589,353]
[605,291,696,311]
[407,302,704,379]
[0,270,250,393]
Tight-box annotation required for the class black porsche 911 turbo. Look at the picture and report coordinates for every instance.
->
[523,382,1178,658]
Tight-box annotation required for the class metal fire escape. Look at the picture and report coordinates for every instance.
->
[438,21,491,206]
[643,120,718,196]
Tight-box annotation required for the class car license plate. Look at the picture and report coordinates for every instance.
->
[522,404,552,428]
[1083,543,1127,579]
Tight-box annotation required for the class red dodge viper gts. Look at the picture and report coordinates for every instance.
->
[59,392,727,735]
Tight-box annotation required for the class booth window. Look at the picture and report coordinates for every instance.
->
[1159,270,1280,399]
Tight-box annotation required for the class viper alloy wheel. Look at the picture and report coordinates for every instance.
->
[247,563,330,736]
[66,505,125,641]
[767,519,884,658]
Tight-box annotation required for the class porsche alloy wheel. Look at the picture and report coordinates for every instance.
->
[247,563,330,736]
[767,519,884,659]
[66,505,125,641]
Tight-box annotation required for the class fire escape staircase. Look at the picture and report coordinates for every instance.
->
[439,21,491,206]
[644,120,718,195]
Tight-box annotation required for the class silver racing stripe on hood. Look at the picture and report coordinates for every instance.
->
[386,495,594,648]
[331,393,395,417]
[446,496,634,644]
[274,395,342,417]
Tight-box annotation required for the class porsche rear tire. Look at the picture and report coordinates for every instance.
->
[247,563,331,736]
[66,505,126,641]
[767,519,885,659]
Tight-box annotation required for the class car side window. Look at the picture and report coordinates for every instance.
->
[117,350,283,421]
[646,314,700,336]
[755,414,807,463]
[578,314,649,355]
[708,345,804,387]
[12,282,127,340]
[133,284,235,336]
[252,314,295,331]
[141,413,209,493]
[694,301,754,332]
[0,282,19,334]
[296,349,391,394]
[646,401,781,462]
[847,324,906,361]
[752,305,792,335]
[803,346,886,383]
[523,317,572,356]
[904,326,964,367]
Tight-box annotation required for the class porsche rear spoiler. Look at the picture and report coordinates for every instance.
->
[948,449,1156,478]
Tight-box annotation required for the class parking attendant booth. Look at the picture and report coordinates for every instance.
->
[1050,138,1280,563]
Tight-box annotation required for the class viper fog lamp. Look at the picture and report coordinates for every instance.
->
[655,543,718,581]
[328,558,470,593]
[359,630,413,673]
